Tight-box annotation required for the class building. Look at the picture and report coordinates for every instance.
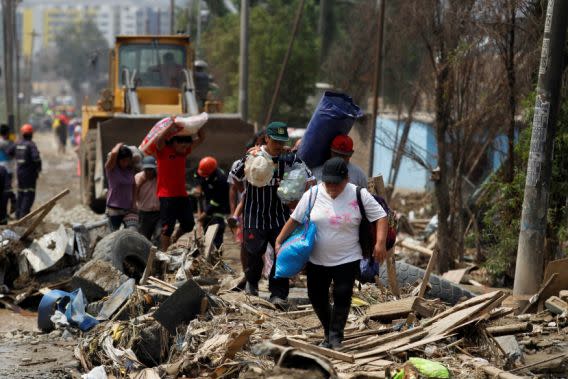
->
[14,0,174,58]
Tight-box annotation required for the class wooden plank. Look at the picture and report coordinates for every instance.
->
[509,353,567,374]
[140,246,157,285]
[354,330,428,359]
[418,248,439,298]
[442,268,469,284]
[421,290,502,328]
[203,223,220,260]
[366,297,417,321]
[19,204,56,241]
[486,322,532,336]
[344,326,424,353]
[458,354,525,379]
[10,188,70,227]
[399,240,434,256]
[390,333,455,354]
[286,337,355,363]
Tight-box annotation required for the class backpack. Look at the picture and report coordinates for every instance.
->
[356,186,397,259]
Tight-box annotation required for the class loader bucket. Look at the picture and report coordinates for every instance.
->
[93,113,254,198]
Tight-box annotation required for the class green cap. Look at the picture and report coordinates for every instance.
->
[266,121,289,142]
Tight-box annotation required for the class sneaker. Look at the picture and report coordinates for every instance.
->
[245,282,259,296]
[269,296,288,311]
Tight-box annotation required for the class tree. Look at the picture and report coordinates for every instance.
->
[201,0,319,125]
[53,20,109,106]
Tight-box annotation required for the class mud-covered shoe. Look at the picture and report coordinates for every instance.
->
[269,296,288,311]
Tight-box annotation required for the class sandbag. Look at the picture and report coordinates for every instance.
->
[139,113,208,155]
[298,91,363,168]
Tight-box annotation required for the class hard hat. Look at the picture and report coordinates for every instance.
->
[142,156,157,170]
[245,153,274,187]
[197,156,218,177]
[21,124,33,134]
[330,135,354,155]
[194,59,208,69]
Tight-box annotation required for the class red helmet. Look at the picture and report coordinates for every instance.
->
[197,156,218,177]
[330,134,354,155]
[21,124,33,135]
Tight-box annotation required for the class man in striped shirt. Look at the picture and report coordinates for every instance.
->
[230,122,312,307]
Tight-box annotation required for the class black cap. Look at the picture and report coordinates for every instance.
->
[322,157,348,184]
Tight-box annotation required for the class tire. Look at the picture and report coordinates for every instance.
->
[92,229,152,279]
[80,130,105,214]
[378,261,475,305]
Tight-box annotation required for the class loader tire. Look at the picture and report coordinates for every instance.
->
[378,261,474,305]
[92,229,152,280]
[80,130,105,214]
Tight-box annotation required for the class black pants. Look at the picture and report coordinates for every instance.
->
[139,210,161,241]
[16,189,35,219]
[159,197,195,237]
[244,228,289,299]
[306,260,360,341]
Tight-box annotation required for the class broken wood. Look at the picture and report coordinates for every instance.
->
[369,176,400,297]
[509,353,567,374]
[399,240,434,256]
[286,337,355,363]
[418,247,439,298]
[521,273,558,314]
[442,268,469,284]
[366,297,418,321]
[458,354,525,379]
[486,322,533,336]
[10,188,70,227]
[140,247,157,285]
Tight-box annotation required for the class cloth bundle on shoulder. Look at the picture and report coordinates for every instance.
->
[139,112,208,156]
[274,186,318,279]
[298,91,363,168]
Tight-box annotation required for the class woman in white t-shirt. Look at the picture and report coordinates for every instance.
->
[275,157,388,349]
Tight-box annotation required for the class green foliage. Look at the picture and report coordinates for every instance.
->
[54,20,109,99]
[202,0,319,125]
[480,91,568,280]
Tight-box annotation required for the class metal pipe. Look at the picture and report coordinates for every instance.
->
[238,0,249,121]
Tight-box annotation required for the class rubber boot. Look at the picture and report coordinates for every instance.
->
[311,301,331,348]
[328,305,350,350]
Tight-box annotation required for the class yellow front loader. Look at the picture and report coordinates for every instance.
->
[80,35,252,213]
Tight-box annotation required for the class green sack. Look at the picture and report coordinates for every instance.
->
[408,357,450,378]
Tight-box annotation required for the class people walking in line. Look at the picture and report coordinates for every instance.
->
[105,143,137,232]
[135,156,160,242]
[15,124,42,219]
[230,121,313,308]
[276,157,388,349]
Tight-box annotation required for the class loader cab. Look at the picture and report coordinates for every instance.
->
[112,36,193,114]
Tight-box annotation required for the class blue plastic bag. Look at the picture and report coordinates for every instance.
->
[359,258,380,284]
[275,187,318,279]
[299,91,364,168]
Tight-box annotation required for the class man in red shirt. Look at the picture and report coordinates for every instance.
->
[155,126,205,250]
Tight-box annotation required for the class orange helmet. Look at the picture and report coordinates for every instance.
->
[197,156,218,177]
[21,124,33,134]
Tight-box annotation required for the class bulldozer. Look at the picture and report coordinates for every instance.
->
[80,35,253,213]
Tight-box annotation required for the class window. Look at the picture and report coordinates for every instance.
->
[118,43,186,88]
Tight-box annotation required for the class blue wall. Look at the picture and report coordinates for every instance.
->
[372,117,437,191]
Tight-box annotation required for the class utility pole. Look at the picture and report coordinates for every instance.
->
[2,0,16,133]
[513,0,568,296]
[238,0,249,121]
[196,0,201,56]
[368,0,386,176]
[170,0,175,34]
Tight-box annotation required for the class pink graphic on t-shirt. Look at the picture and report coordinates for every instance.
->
[329,215,342,226]
[349,200,359,211]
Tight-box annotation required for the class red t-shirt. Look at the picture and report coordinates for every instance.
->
[156,145,191,198]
